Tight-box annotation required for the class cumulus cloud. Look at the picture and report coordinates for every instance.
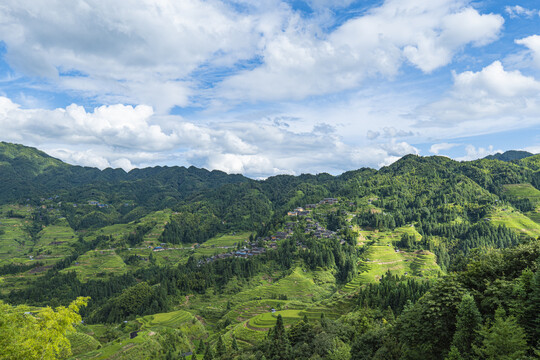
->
[417,61,540,136]
[217,0,503,102]
[0,0,284,112]
[515,35,540,68]
[430,142,459,154]
[456,145,502,161]
[0,96,417,177]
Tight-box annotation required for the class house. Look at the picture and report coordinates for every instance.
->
[153,246,164,251]
[320,198,339,205]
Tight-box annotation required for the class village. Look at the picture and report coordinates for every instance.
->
[197,198,345,265]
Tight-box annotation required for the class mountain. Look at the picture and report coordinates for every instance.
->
[0,142,250,206]
[484,149,534,161]
[1,142,540,360]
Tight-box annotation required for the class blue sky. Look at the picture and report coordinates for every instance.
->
[0,0,539,177]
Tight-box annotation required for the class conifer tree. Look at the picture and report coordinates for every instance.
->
[268,314,292,360]
[445,346,464,360]
[216,335,226,358]
[452,293,481,359]
[232,335,239,352]
[203,342,214,360]
[197,339,205,354]
[475,307,528,360]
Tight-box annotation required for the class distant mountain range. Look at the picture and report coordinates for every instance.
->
[484,150,535,162]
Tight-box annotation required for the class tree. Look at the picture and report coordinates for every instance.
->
[232,335,239,352]
[203,342,214,360]
[0,296,89,360]
[267,314,292,360]
[475,307,528,360]
[445,346,464,360]
[216,335,226,358]
[451,293,481,359]
[197,339,205,354]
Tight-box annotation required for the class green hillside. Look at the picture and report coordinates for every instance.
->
[1,143,540,359]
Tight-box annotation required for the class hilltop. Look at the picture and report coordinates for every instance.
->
[484,149,535,162]
[0,142,539,359]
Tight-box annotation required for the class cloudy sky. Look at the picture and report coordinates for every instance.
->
[0,0,539,178]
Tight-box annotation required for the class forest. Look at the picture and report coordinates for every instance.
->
[0,142,540,359]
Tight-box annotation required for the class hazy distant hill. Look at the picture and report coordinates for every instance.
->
[484,150,534,162]
[0,141,250,205]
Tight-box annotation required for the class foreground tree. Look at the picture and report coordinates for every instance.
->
[451,293,482,359]
[0,295,89,360]
[475,307,528,360]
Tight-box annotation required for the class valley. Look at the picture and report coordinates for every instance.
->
[1,143,540,359]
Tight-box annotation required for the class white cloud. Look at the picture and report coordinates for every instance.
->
[0,0,282,112]
[430,142,459,154]
[0,96,417,177]
[0,0,504,110]
[216,0,503,102]
[417,61,540,135]
[523,145,540,154]
[515,35,540,68]
[456,145,502,161]
[505,5,539,18]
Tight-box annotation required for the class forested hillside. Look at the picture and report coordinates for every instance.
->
[1,142,539,359]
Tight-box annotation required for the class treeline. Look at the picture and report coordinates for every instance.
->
[159,211,222,244]
[0,261,43,275]
[355,271,432,315]
[301,236,358,283]
[126,222,155,246]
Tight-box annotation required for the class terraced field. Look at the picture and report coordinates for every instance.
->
[488,206,540,239]
[233,267,335,302]
[342,231,441,293]
[228,306,338,347]
[247,310,304,330]
[35,223,77,255]
[70,329,161,360]
[503,184,540,206]
[357,245,409,282]
[204,232,251,247]
[61,250,126,281]
[139,309,193,329]
[67,331,101,356]
[0,217,31,263]
[223,299,295,323]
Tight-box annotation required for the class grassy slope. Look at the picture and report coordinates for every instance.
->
[487,206,540,239]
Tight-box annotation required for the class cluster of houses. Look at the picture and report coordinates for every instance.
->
[198,244,267,265]
[195,197,347,265]
[87,201,110,208]
[287,198,339,216]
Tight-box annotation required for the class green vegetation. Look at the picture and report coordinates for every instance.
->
[0,143,540,359]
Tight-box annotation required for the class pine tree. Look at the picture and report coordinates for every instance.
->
[527,268,540,341]
[232,335,239,352]
[203,342,214,360]
[216,335,226,358]
[445,345,464,360]
[475,307,528,360]
[197,339,205,354]
[452,293,481,359]
[267,314,292,360]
